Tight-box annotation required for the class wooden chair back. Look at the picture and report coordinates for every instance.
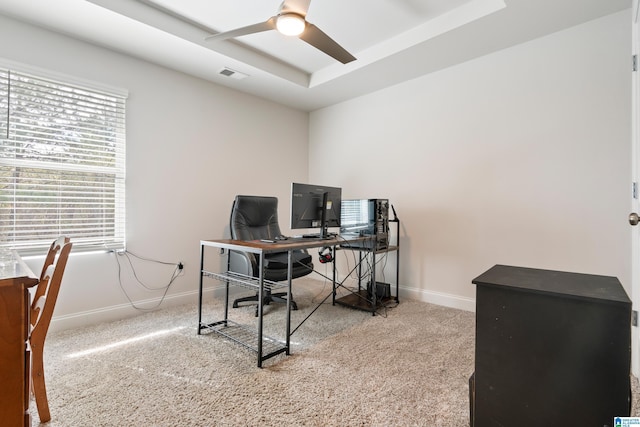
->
[31,240,72,342]
[30,240,72,423]
[31,236,70,327]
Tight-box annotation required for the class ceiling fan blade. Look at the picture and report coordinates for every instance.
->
[280,0,311,17]
[299,23,356,64]
[205,17,277,41]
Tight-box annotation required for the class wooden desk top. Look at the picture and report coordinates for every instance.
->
[201,235,370,253]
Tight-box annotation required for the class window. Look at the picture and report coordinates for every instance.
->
[0,66,127,255]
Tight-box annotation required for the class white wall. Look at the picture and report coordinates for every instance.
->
[310,10,632,310]
[0,15,309,330]
[0,9,631,328]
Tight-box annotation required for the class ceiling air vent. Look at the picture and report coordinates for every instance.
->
[218,67,249,80]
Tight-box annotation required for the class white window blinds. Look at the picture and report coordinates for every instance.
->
[0,68,126,254]
[341,199,370,226]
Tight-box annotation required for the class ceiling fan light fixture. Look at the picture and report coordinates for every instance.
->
[276,13,305,36]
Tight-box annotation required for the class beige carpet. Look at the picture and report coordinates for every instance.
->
[30,278,639,426]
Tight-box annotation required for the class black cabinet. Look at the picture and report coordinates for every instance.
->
[470,265,631,427]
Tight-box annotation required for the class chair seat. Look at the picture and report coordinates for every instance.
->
[263,251,312,270]
[263,251,313,282]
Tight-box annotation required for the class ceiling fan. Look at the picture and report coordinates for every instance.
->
[205,0,356,64]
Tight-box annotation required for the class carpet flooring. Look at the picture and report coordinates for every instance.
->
[29,278,640,426]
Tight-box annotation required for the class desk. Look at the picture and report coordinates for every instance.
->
[197,236,369,367]
[0,251,38,427]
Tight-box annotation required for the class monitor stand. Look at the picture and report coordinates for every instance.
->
[301,192,333,240]
[319,192,329,239]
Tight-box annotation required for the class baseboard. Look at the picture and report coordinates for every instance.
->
[399,285,476,312]
[50,282,475,332]
[49,285,227,332]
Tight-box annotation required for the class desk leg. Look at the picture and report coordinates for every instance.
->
[332,246,337,305]
[257,253,264,368]
[395,247,400,303]
[197,243,204,335]
[286,250,292,355]
[357,252,363,292]
[223,276,229,322]
[371,251,377,316]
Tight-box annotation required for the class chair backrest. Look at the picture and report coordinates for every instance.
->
[31,237,70,318]
[30,241,72,340]
[39,236,70,281]
[230,195,282,241]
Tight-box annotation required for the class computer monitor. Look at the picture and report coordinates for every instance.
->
[340,199,374,235]
[290,182,342,239]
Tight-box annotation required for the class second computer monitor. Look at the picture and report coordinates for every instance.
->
[290,182,342,238]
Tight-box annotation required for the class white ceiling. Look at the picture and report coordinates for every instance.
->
[0,0,631,111]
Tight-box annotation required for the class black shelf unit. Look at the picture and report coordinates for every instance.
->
[333,218,400,314]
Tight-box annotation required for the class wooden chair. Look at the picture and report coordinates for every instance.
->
[30,239,72,423]
[31,236,69,323]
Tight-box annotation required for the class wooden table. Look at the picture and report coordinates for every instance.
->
[0,250,38,426]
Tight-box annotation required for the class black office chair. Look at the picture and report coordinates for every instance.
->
[229,195,314,314]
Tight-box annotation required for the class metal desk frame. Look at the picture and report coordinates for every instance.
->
[332,218,400,314]
[197,237,369,367]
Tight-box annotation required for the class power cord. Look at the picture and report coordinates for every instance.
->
[112,249,184,311]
